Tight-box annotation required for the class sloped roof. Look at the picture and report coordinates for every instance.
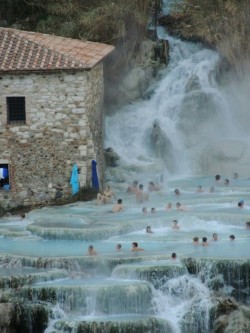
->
[0,27,114,72]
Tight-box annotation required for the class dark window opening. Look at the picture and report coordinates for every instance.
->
[0,164,10,190]
[7,96,26,124]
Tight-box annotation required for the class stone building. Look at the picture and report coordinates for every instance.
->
[0,27,114,208]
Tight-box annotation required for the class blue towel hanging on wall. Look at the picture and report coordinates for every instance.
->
[91,160,99,190]
[70,163,79,195]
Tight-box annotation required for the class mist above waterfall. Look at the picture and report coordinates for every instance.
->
[105,34,250,181]
[220,73,250,135]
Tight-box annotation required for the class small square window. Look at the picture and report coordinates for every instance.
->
[7,96,26,124]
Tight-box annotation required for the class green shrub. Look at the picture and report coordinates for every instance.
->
[170,0,250,74]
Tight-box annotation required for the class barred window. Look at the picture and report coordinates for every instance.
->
[7,97,26,124]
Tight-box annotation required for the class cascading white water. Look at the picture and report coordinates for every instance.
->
[102,29,250,332]
[105,33,250,180]
[152,274,212,333]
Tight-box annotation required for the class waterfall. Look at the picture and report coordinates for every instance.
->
[105,34,250,180]
[152,274,212,333]
[105,36,218,177]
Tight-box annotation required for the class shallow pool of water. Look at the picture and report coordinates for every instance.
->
[0,176,249,260]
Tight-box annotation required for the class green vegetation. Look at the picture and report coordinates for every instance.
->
[169,0,250,74]
[1,0,161,105]
[1,0,248,76]
[1,0,157,69]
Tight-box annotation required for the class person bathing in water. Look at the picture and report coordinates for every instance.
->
[112,199,124,213]
[176,202,189,211]
[211,233,218,241]
[146,226,154,233]
[172,220,180,230]
[96,185,115,205]
[165,202,172,211]
[131,242,144,252]
[193,236,200,245]
[148,181,160,191]
[238,200,244,208]
[202,237,209,246]
[88,245,97,256]
[171,252,178,261]
[245,221,250,229]
[127,180,138,193]
[116,243,122,251]
[174,188,181,196]
[196,185,204,193]
[136,184,149,203]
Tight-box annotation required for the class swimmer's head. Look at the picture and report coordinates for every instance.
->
[238,200,244,207]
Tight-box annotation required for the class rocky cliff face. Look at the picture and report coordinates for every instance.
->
[104,38,169,109]
[158,1,250,75]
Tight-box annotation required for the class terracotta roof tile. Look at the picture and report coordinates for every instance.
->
[0,27,114,72]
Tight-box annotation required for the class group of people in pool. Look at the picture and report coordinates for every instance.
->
[97,181,161,202]
[98,176,243,215]
[96,181,162,213]
[96,178,215,214]
[146,219,185,232]
[88,243,178,260]
[88,242,146,255]
[94,174,249,254]
[87,242,146,256]
[97,173,244,208]
[192,233,237,247]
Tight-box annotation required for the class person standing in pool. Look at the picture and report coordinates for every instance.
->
[193,236,200,245]
[172,220,180,230]
[136,184,149,203]
[202,237,209,246]
[127,180,139,193]
[88,245,97,256]
[196,185,204,193]
[112,199,124,213]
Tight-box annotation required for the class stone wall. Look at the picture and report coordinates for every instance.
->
[0,64,104,208]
